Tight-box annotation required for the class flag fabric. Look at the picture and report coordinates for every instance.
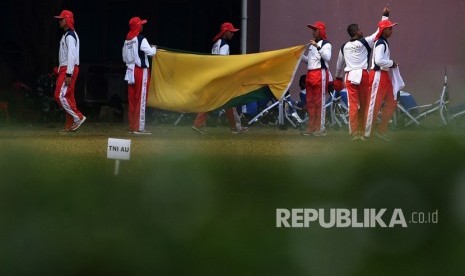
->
[147,45,306,113]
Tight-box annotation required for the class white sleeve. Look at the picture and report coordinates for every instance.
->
[301,46,311,64]
[335,49,345,78]
[219,44,230,56]
[365,15,389,47]
[365,29,379,47]
[122,43,129,64]
[66,35,77,75]
[122,44,126,62]
[140,38,157,56]
[373,43,393,68]
[302,54,309,64]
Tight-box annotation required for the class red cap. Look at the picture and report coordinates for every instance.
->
[127,17,148,40]
[213,22,239,42]
[376,19,398,40]
[307,21,327,40]
[129,17,148,27]
[55,10,75,31]
[54,10,73,19]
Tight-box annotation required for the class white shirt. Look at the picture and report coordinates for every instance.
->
[302,40,332,70]
[371,38,393,71]
[59,30,80,75]
[335,16,388,78]
[212,39,229,55]
[122,36,157,68]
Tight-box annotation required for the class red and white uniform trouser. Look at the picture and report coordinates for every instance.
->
[54,66,84,130]
[305,68,328,133]
[365,70,397,137]
[128,66,150,132]
[193,108,241,130]
[345,70,370,136]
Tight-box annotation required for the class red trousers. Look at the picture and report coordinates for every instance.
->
[306,69,329,132]
[128,67,150,132]
[365,70,397,136]
[54,66,83,129]
[193,108,240,129]
[345,70,370,136]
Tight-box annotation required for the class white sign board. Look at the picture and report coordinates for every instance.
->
[107,138,131,161]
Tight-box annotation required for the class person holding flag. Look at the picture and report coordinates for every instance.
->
[191,22,248,134]
[122,16,157,135]
[301,21,332,137]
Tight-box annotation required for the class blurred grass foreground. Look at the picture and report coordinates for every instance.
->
[1,124,465,275]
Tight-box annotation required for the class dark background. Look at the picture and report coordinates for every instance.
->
[0,0,242,103]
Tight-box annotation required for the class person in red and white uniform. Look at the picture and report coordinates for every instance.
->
[191,22,248,135]
[54,10,86,133]
[301,21,331,137]
[364,19,399,141]
[334,6,391,140]
[122,17,157,135]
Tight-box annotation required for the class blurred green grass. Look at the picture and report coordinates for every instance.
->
[0,124,465,275]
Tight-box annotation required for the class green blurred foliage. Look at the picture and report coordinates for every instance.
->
[0,129,464,275]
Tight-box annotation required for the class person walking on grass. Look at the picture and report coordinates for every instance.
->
[54,10,86,133]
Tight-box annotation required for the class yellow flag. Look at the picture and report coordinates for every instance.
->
[148,45,306,113]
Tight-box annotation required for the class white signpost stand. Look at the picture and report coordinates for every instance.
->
[107,138,131,175]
